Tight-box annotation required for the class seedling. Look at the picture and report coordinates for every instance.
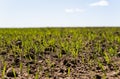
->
[104,52,110,64]
[2,62,7,78]
[67,67,71,76]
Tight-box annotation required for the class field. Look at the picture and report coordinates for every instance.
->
[0,28,120,79]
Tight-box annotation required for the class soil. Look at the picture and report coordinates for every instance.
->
[0,43,120,79]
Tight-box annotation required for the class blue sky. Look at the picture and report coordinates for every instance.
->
[0,0,120,27]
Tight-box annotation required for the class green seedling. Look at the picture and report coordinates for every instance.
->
[58,52,62,58]
[35,71,39,79]
[12,67,17,79]
[97,60,105,72]
[104,52,110,64]
[27,65,30,76]
[67,67,71,76]
[2,62,7,78]
[20,61,23,74]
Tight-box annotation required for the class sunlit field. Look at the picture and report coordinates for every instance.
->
[0,28,120,79]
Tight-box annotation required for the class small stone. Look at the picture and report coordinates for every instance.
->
[24,73,29,77]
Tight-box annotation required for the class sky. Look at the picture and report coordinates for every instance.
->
[0,0,120,27]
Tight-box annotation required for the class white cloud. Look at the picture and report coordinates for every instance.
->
[65,8,74,13]
[65,8,85,13]
[90,0,109,7]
